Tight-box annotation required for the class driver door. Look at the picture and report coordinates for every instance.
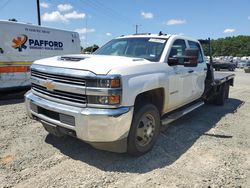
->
[167,39,195,109]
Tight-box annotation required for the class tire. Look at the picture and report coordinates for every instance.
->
[127,104,160,156]
[213,84,227,105]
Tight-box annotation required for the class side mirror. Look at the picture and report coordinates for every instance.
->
[168,48,199,67]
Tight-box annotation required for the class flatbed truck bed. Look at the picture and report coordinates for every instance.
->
[213,72,235,85]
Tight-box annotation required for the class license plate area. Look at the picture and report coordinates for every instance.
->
[42,121,76,137]
[30,103,75,126]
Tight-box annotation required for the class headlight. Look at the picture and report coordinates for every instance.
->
[86,75,121,106]
[87,78,121,88]
[88,95,120,105]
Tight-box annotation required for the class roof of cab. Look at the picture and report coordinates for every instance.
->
[116,33,171,39]
[116,33,200,43]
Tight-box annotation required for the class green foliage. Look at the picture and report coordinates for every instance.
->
[83,44,99,53]
[202,36,250,57]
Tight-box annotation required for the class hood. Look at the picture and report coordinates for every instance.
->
[33,54,152,75]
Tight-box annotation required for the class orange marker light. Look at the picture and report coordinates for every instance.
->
[108,95,120,104]
[0,66,30,73]
[110,79,120,88]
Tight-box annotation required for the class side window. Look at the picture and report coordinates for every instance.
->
[168,39,186,58]
[188,41,204,63]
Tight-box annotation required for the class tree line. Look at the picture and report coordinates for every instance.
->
[81,44,99,53]
[202,35,250,57]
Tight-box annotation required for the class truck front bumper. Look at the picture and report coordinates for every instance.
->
[25,91,134,152]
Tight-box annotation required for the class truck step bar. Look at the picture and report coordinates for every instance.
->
[161,101,204,126]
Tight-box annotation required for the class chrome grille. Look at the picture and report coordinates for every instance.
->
[31,69,86,86]
[31,68,87,106]
[32,83,87,104]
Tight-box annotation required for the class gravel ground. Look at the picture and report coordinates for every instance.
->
[0,69,250,188]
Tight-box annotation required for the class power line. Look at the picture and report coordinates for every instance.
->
[89,0,132,25]
[0,0,12,11]
[78,0,132,27]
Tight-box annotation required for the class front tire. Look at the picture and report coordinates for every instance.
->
[127,104,160,156]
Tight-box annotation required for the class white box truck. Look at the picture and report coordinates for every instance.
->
[0,20,80,91]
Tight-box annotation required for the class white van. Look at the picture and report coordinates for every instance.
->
[0,20,80,91]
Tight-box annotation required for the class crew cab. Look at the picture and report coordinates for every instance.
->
[25,33,235,155]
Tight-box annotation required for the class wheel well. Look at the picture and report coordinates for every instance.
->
[134,88,164,115]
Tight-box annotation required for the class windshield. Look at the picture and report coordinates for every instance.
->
[94,37,167,62]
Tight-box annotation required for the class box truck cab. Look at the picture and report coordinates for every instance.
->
[0,20,80,91]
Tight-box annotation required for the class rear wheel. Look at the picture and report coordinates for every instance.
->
[127,104,160,156]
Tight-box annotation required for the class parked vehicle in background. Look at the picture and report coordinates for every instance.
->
[244,61,250,73]
[233,57,241,64]
[213,61,236,71]
[238,61,248,69]
[0,20,80,91]
[25,33,235,155]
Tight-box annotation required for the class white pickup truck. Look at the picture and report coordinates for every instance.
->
[25,33,235,155]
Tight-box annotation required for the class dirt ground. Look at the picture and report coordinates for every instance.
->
[0,69,249,188]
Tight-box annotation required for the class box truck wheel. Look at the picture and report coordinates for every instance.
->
[127,104,160,156]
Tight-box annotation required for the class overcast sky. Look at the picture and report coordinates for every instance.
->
[0,0,249,47]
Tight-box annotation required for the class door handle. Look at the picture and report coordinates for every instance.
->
[188,70,194,73]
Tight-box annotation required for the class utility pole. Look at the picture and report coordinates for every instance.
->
[37,0,41,25]
[85,14,88,48]
[135,24,141,34]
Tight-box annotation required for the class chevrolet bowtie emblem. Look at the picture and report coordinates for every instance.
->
[43,80,55,91]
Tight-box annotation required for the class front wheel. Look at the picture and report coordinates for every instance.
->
[127,104,160,156]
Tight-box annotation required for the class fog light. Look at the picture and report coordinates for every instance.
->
[108,95,120,104]
[98,96,109,104]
